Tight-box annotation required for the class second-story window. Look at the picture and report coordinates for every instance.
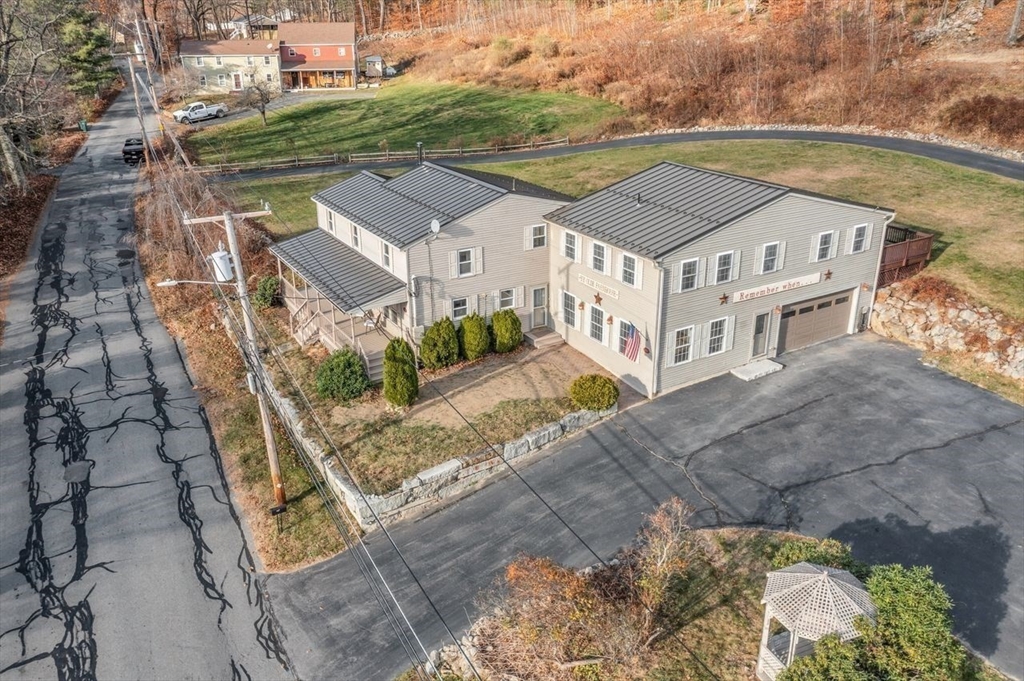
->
[850,224,868,253]
[679,258,699,292]
[591,242,607,274]
[715,251,734,285]
[761,242,779,274]
[532,224,546,249]
[382,243,392,270]
[264,55,271,65]
[245,56,253,66]
[288,48,296,57]
[457,249,473,277]
[621,254,637,287]
[313,47,321,56]
[327,212,335,233]
[815,231,836,262]
[338,47,347,56]
[563,231,577,261]
[216,56,224,66]
[196,56,205,66]
[351,224,360,250]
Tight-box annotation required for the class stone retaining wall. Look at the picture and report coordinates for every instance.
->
[259,358,616,529]
[871,282,1024,380]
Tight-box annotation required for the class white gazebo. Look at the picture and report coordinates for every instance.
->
[756,562,876,681]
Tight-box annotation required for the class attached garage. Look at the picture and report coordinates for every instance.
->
[777,290,854,354]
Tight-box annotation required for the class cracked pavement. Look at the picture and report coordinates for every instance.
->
[0,90,292,680]
[268,334,1023,680]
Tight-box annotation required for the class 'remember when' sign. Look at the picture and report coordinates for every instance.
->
[733,272,822,302]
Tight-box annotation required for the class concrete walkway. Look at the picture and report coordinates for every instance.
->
[266,334,1023,680]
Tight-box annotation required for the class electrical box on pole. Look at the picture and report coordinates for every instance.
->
[210,249,234,282]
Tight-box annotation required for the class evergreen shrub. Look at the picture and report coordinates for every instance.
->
[384,338,418,407]
[491,309,523,353]
[315,349,370,400]
[569,374,618,411]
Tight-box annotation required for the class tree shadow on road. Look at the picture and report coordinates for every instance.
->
[830,513,1011,657]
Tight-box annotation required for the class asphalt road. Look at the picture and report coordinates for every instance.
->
[267,335,1024,680]
[223,128,1024,182]
[0,91,292,680]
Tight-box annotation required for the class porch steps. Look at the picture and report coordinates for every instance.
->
[525,328,564,350]
[731,359,783,382]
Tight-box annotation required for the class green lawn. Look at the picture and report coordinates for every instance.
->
[189,79,625,164]
[219,172,353,236]
[474,141,1024,319]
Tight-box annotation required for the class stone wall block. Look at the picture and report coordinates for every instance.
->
[503,437,530,460]
[525,422,564,450]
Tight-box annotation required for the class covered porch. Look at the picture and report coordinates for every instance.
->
[270,229,408,383]
[281,63,355,90]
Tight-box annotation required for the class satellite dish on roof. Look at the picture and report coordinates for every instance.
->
[266,43,274,49]
[430,219,440,234]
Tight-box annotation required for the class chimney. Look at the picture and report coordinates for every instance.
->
[416,141,423,165]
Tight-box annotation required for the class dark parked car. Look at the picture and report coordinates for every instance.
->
[122,138,145,166]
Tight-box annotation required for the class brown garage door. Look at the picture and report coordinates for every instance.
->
[778,290,853,354]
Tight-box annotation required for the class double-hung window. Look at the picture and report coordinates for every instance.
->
[288,48,296,56]
[562,291,577,328]
[815,232,834,262]
[198,75,207,87]
[850,224,868,253]
[563,231,578,261]
[244,56,252,66]
[531,224,546,249]
[591,242,608,274]
[621,254,638,287]
[266,73,273,83]
[351,224,360,250]
[679,258,699,292]
[715,252,734,285]
[452,298,468,321]
[499,288,515,309]
[327,212,335,233]
[264,55,272,65]
[217,74,226,87]
[761,242,779,274]
[338,47,347,56]
[216,56,224,66]
[457,249,473,277]
[707,317,727,355]
[672,326,694,365]
[196,56,205,66]
[589,305,605,344]
[313,47,321,56]
[382,243,392,270]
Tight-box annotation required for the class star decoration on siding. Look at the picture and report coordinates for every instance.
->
[594,293,603,305]
[719,293,729,305]
[824,269,833,280]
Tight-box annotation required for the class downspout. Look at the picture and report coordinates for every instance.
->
[866,211,896,331]
[651,262,666,398]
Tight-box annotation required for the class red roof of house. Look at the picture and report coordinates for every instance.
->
[277,22,355,45]
[179,40,280,56]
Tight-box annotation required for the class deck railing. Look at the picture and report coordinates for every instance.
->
[878,226,934,287]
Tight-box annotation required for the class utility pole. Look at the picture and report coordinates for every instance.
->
[134,14,158,108]
[184,210,287,508]
[126,57,151,166]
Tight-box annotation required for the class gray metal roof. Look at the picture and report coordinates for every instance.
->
[313,162,536,249]
[269,229,406,314]
[544,161,790,260]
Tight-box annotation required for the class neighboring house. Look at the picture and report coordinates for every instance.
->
[269,163,571,381]
[544,162,895,397]
[278,22,357,90]
[178,40,281,94]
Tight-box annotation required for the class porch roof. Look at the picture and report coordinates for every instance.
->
[270,229,406,314]
[281,59,355,71]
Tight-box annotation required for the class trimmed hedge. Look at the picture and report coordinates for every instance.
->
[492,309,523,353]
[384,338,418,407]
[569,374,618,411]
[252,276,280,311]
[771,537,870,580]
[420,317,459,370]
[459,312,490,361]
[315,349,370,400]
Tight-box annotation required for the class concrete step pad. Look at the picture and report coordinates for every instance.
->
[731,359,783,382]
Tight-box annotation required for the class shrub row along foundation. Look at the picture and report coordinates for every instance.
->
[871,278,1024,381]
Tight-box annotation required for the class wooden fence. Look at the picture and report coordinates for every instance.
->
[196,137,570,174]
[878,225,935,287]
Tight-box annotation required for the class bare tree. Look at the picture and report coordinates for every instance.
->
[1010,0,1024,45]
[239,68,279,125]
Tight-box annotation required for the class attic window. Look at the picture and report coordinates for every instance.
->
[288,47,296,56]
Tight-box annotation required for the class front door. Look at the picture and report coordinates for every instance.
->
[531,286,547,329]
[752,312,771,357]
[232,72,243,90]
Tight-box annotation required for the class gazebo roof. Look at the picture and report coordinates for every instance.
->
[761,562,876,642]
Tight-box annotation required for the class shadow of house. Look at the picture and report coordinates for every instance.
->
[830,513,1011,657]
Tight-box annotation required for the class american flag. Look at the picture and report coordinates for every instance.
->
[624,323,642,362]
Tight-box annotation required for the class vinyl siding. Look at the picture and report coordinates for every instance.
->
[407,194,566,337]
[184,55,280,94]
[317,204,410,282]
[548,223,660,397]
[657,194,892,393]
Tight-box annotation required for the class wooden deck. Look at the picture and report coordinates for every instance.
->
[878,224,934,287]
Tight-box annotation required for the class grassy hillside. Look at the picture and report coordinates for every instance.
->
[188,80,624,164]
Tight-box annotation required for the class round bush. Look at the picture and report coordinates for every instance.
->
[383,338,418,407]
[252,276,280,311]
[315,349,370,401]
[569,374,618,411]
[491,309,523,353]
[420,317,459,369]
[458,312,490,361]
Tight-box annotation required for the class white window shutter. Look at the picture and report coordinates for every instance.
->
[524,225,533,251]
[693,323,705,359]
[753,245,763,275]
[559,232,566,258]
[725,316,735,352]
[448,251,457,279]
[491,290,499,313]
[777,241,787,270]
[697,258,707,288]
[809,237,817,263]
[469,295,478,314]
[830,230,840,259]
[731,250,741,282]
[574,237,581,263]
[845,227,855,255]
[635,259,644,289]
[443,299,452,317]
[865,224,874,250]
[515,286,525,308]
[474,247,484,274]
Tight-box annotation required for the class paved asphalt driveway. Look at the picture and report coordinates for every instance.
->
[267,335,1023,680]
[0,91,291,680]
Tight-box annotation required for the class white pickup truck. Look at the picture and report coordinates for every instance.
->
[172,101,228,124]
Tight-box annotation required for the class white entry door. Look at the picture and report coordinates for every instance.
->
[531,286,547,328]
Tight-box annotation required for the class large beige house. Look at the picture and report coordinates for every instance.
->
[178,40,281,94]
